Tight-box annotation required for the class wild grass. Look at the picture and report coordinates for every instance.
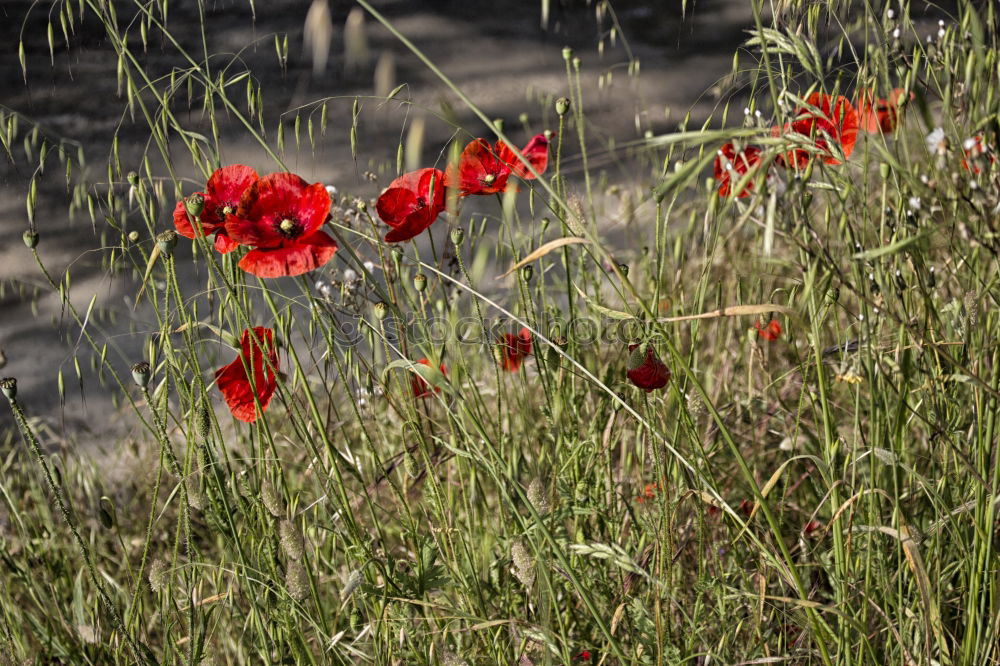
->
[2,0,1000,664]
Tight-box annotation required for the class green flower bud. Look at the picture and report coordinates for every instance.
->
[450,227,465,247]
[879,162,890,179]
[413,273,427,292]
[521,265,533,282]
[373,301,389,318]
[131,361,151,389]
[493,118,504,132]
[555,97,571,116]
[184,193,205,218]
[22,230,39,249]
[0,377,16,400]
[128,230,140,243]
[127,171,139,186]
[562,46,573,61]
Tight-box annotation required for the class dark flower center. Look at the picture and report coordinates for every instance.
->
[214,203,236,223]
[276,215,304,239]
[414,196,427,210]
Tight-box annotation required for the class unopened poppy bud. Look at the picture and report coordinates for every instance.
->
[413,273,427,292]
[156,230,178,255]
[128,231,140,243]
[22,230,39,249]
[540,217,551,233]
[879,162,890,179]
[521,265,533,282]
[373,301,389,318]
[131,361,151,389]
[555,97,571,116]
[184,193,205,218]
[562,46,573,61]
[493,118,504,132]
[518,112,529,125]
[450,227,465,247]
[0,377,16,400]
[127,171,139,186]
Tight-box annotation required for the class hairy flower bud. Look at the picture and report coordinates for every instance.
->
[555,97,571,116]
[450,227,465,247]
[22,230,39,249]
[413,273,427,292]
[156,230,178,255]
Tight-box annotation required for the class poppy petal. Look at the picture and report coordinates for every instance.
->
[237,231,338,278]
[215,327,278,423]
[214,231,241,254]
[445,138,510,195]
[497,134,549,179]
[206,164,259,203]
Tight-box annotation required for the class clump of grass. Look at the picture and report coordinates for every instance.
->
[2,0,1000,663]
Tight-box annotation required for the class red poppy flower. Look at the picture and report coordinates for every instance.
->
[738,499,754,517]
[225,173,337,278]
[713,143,763,197]
[215,327,279,423]
[803,520,823,536]
[376,168,447,243]
[499,327,533,372]
[635,482,659,503]
[446,134,549,196]
[776,93,858,167]
[576,650,592,661]
[173,164,258,254]
[857,88,912,134]
[411,358,447,398]
[626,344,671,392]
[496,133,549,179]
[755,319,782,342]
[961,136,995,173]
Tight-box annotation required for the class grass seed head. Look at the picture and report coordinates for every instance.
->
[279,519,305,561]
[285,560,309,601]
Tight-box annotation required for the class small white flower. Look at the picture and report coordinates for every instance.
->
[887,8,895,18]
[363,261,375,272]
[937,28,945,39]
[893,27,901,38]
[938,19,945,26]
[342,268,358,282]
[908,196,922,211]
[743,107,751,116]
[925,127,947,154]
[963,137,979,151]
[754,110,762,118]
[325,185,338,197]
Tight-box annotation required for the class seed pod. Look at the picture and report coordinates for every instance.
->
[184,193,205,218]
[131,362,151,389]
[413,273,427,292]
[555,97,571,116]
[155,230,177,255]
[149,558,170,593]
[285,560,309,601]
[197,398,212,439]
[450,227,465,247]
[527,479,550,515]
[22,230,39,249]
[260,478,285,518]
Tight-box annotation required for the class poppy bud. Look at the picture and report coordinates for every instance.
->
[131,361,151,389]
[0,377,16,400]
[391,245,404,262]
[518,112,529,125]
[413,273,427,292]
[556,97,571,116]
[128,230,140,243]
[879,162,890,179]
[450,227,465,247]
[493,118,504,132]
[521,265,533,282]
[562,46,573,61]
[184,193,205,218]
[156,230,178,255]
[373,301,389,318]
[127,171,139,186]
[22,230,39,249]
[540,217,551,233]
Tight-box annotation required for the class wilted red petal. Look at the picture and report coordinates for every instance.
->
[411,358,447,398]
[626,344,671,392]
[445,138,511,195]
[237,231,338,278]
[377,168,447,242]
[754,319,782,342]
[500,327,533,372]
[713,143,763,197]
[497,134,549,179]
[215,327,278,423]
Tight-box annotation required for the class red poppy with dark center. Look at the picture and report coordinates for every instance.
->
[446,134,548,196]
[713,143,763,197]
[411,358,447,398]
[776,92,858,167]
[576,650,592,661]
[376,168,447,243]
[626,344,671,392]
[857,88,912,134]
[173,164,258,254]
[499,327,533,372]
[215,327,279,423]
[755,319,782,342]
[225,173,337,278]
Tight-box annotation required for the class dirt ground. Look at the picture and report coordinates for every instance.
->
[0,0,751,449]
